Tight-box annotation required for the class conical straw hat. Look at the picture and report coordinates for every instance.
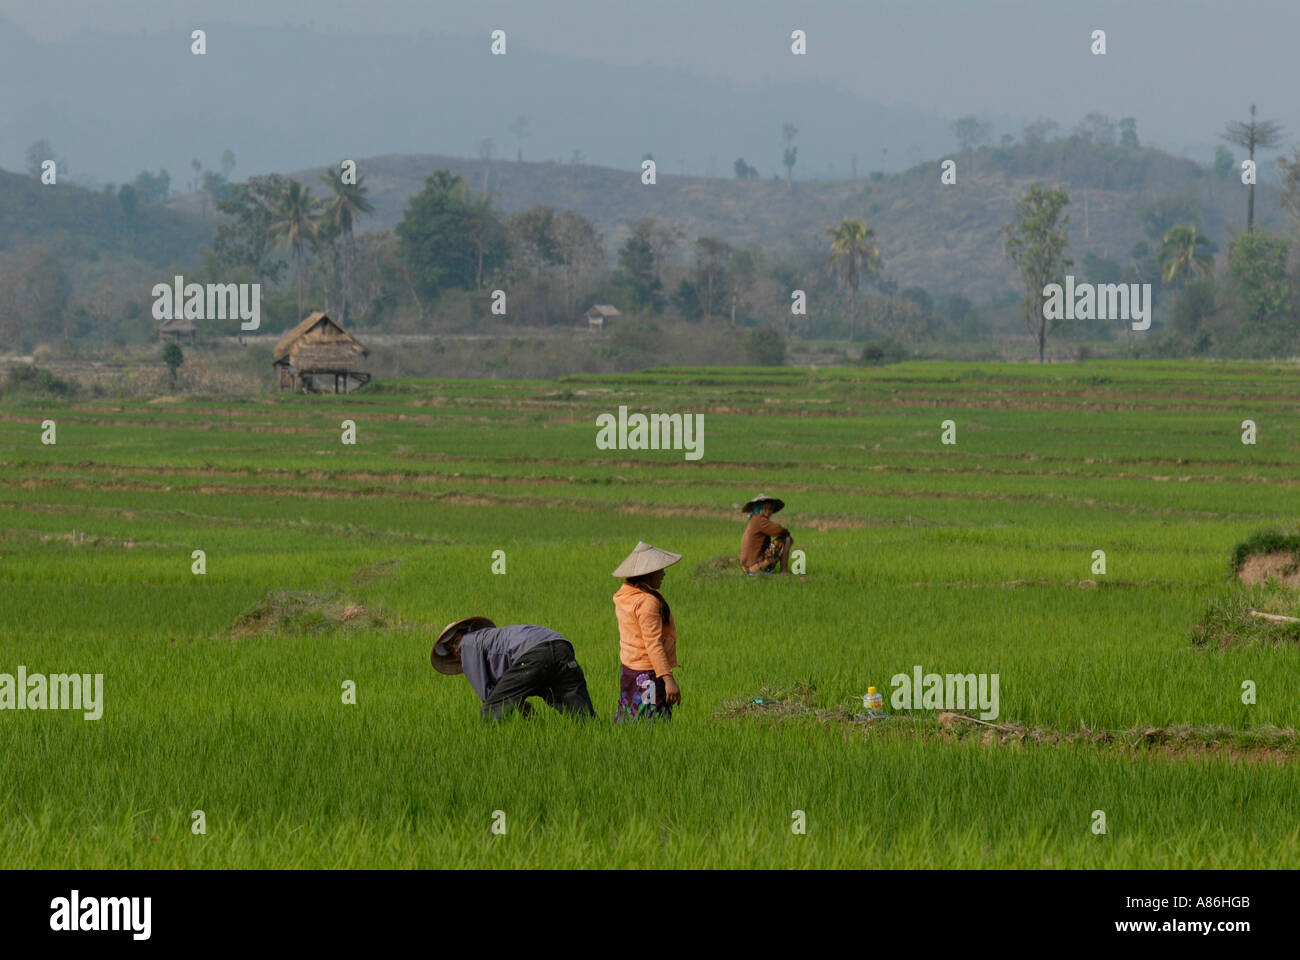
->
[430,616,495,674]
[612,541,682,578]
[742,493,785,514]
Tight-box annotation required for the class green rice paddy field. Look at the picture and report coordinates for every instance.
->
[3,359,1300,868]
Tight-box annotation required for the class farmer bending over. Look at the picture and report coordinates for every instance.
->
[740,493,793,574]
[431,617,597,721]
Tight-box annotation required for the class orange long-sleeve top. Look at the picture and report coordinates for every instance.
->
[741,514,789,568]
[613,582,678,677]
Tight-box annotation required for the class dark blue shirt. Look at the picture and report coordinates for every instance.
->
[459,624,566,702]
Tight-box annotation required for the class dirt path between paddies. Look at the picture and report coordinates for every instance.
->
[5,457,1283,511]
[0,502,452,546]
[16,452,1300,493]
[0,471,1273,525]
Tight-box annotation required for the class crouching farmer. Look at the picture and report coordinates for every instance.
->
[740,493,793,574]
[431,617,597,721]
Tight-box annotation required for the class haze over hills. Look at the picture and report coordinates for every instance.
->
[0,15,958,188]
[262,144,1285,300]
[10,1,1300,180]
[0,168,211,269]
[5,9,1293,303]
[2,135,1284,305]
[3,6,1294,341]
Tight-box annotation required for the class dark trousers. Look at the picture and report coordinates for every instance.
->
[482,640,597,721]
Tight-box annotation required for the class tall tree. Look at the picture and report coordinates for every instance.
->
[1003,186,1072,362]
[629,218,684,287]
[312,216,344,318]
[202,170,232,211]
[1221,104,1284,231]
[508,206,561,273]
[617,233,662,312]
[1158,225,1214,289]
[1137,194,1200,245]
[461,189,507,289]
[952,115,992,152]
[1073,113,1117,145]
[781,123,798,185]
[0,252,20,349]
[477,137,495,192]
[132,169,171,203]
[117,184,139,221]
[1118,117,1139,148]
[1275,147,1300,234]
[694,237,733,320]
[192,159,209,216]
[509,115,530,162]
[1214,145,1236,180]
[1227,231,1289,328]
[267,179,321,322]
[553,210,602,318]
[349,232,400,325]
[826,217,881,342]
[220,149,237,179]
[396,171,507,303]
[319,168,375,323]
[163,343,184,388]
[1021,118,1059,144]
[25,140,60,179]
[952,115,992,176]
[17,246,70,341]
[210,174,291,284]
[729,245,764,327]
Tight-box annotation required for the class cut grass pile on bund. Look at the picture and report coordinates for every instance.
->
[225,590,395,640]
[1190,528,1300,648]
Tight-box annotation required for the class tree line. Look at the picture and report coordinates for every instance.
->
[1000,105,1300,360]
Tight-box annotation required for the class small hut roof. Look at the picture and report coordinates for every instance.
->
[292,343,368,372]
[273,312,369,362]
[159,316,197,332]
[586,304,621,318]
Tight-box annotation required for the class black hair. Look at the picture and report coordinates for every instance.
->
[626,574,672,626]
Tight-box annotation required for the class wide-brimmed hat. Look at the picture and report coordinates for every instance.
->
[742,493,785,514]
[431,616,495,674]
[612,541,682,579]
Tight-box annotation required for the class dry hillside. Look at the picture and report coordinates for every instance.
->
[255,143,1291,302]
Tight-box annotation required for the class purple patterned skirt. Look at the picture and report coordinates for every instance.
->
[615,664,673,722]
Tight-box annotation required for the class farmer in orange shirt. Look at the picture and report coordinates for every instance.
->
[611,541,682,721]
[740,493,793,574]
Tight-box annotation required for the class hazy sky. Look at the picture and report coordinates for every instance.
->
[3,0,1297,171]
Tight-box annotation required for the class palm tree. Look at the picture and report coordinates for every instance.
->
[1221,105,1284,231]
[318,169,375,322]
[827,217,881,342]
[1159,225,1214,289]
[267,180,321,321]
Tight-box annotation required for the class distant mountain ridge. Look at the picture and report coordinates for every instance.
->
[0,16,954,187]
